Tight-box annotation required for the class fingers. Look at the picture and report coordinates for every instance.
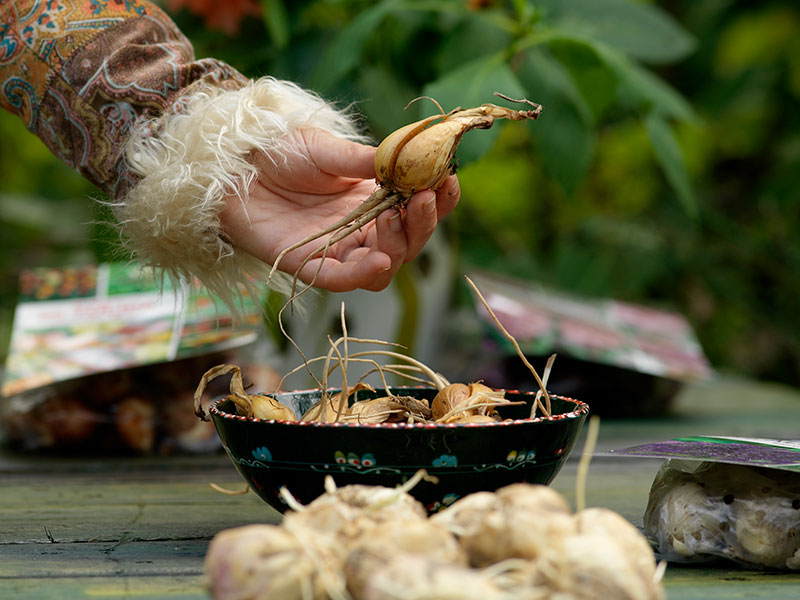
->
[294,208,409,292]
[292,176,462,291]
[400,190,438,263]
[369,208,409,289]
[401,175,460,262]
[434,174,461,219]
[284,174,461,293]
[301,129,376,180]
[297,250,393,293]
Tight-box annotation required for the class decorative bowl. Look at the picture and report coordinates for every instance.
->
[209,387,588,513]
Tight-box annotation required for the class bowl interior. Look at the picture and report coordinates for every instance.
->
[210,387,588,513]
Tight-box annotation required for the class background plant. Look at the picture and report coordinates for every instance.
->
[1,0,797,386]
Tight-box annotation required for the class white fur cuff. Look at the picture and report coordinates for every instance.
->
[116,76,366,308]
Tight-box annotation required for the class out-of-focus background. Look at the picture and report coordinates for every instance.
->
[1,0,798,399]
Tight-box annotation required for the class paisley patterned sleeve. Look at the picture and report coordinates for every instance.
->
[0,0,366,306]
[0,0,247,198]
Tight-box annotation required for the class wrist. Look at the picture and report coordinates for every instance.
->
[115,77,366,307]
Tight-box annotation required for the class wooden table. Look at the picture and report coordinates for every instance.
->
[3,375,800,599]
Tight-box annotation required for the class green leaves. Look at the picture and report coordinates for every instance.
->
[534,0,696,64]
[305,0,698,211]
[645,112,696,218]
[357,65,419,139]
[434,10,512,74]
[311,1,398,92]
[514,28,696,209]
[517,48,595,195]
[592,41,696,122]
[260,0,289,49]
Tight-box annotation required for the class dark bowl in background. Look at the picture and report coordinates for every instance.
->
[209,386,588,514]
[488,354,683,418]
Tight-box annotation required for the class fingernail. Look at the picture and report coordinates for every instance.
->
[422,194,436,214]
[447,178,460,196]
[389,212,403,232]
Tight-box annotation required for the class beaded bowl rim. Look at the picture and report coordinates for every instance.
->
[208,386,589,429]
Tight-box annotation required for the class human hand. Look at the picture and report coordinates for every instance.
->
[220,128,460,292]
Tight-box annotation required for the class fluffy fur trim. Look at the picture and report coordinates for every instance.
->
[115,76,368,311]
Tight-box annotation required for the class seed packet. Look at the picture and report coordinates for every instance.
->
[468,271,713,383]
[465,271,713,416]
[0,262,277,455]
[601,436,800,472]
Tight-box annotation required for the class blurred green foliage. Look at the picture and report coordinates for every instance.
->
[1,0,798,386]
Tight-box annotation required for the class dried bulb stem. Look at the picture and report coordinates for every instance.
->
[532,354,557,418]
[267,186,393,285]
[464,276,552,417]
[575,415,601,514]
[194,363,249,420]
[348,350,449,391]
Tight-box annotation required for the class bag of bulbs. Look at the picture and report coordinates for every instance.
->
[644,459,800,570]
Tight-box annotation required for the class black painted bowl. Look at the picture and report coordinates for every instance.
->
[210,387,588,513]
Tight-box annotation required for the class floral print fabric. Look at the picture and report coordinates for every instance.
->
[0,0,247,197]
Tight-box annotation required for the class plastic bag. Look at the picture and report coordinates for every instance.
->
[644,459,800,569]
[1,350,280,455]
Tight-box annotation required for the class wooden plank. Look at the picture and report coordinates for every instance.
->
[0,505,267,544]
[664,566,800,599]
[0,457,656,544]
[0,540,207,578]
[0,476,279,543]
[3,569,799,600]
[2,478,258,507]
[0,470,266,597]
[4,542,800,599]
[0,452,236,475]
[0,575,207,600]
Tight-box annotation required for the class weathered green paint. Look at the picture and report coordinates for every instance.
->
[0,472,278,544]
[0,540,207,578]
[0,576,207,600]
[664,566,800,599]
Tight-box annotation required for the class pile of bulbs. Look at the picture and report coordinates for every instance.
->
[205,475,665,600]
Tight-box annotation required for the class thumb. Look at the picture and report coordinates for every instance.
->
[302,129,376,180]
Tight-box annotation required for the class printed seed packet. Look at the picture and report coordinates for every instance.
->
[467,271,713,383]
[0,262,271,454]
[1,262,262,396]
[600,436,800,472]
